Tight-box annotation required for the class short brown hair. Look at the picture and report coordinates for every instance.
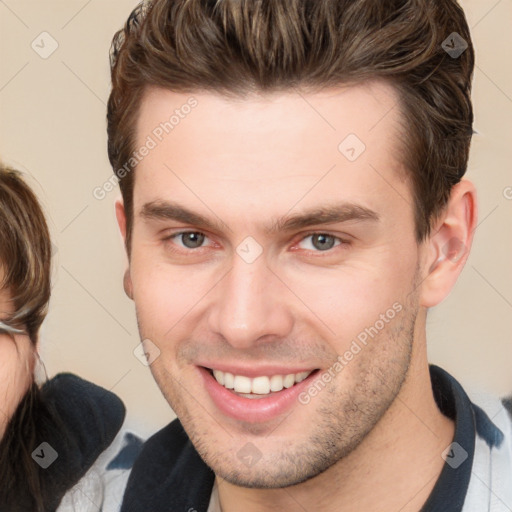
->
[0,165,52,342]
[107,0,474,253]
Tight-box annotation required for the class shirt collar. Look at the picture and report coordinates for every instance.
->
[420,364,477,511]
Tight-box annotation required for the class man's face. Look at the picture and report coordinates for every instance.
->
[121,81,428,486]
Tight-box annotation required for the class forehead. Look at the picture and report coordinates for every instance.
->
[132,82,409,226]
[135,81,403,155]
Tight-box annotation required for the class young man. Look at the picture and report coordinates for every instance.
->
[107,1,512,510]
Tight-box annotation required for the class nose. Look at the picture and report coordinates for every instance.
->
[207,253,293,350]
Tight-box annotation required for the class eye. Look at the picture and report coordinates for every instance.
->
[162,230,349,255]
[164,231,210,250]
[296,233,345,252]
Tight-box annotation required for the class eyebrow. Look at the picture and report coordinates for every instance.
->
[140,200,380,235]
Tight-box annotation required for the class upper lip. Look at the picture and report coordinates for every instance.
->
[198,363,318,378]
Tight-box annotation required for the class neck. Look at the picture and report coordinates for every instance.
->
[216,325,455,512]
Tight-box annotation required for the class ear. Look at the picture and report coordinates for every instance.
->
[115,198,127,243]
[115,199,134,300]
[419,179,478,308]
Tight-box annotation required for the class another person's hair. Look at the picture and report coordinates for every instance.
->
[0,164,52,512]
[107,0,474,254]
[0,165,51,341]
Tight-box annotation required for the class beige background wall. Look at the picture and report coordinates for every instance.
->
[0,0,511,437]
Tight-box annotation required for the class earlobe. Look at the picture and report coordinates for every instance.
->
[123,268,134,300]
[420,180,478,308]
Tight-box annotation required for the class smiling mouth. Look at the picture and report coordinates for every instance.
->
[204,367,320,398]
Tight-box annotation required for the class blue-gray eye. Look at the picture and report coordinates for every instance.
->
[176,232,206,249]
[298,233,341,252]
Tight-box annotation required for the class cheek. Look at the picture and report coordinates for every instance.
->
[130,256,211,335]
[283,252,416,348]
[130,237,418,348]
[0,336,33,435]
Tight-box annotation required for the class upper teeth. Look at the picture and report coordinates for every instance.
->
[212,369,312,394]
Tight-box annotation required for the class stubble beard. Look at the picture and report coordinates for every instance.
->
[143,289,419,489]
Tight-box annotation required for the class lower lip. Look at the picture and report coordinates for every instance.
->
[198,366,319,423]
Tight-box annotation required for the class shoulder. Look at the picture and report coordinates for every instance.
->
[120,418,215,512]
[463,388,512,511]
[123,418,201,486]
[467,388,512,448]
[58,427,144,512]
[32,373,127,511]
[41,372,126,459]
